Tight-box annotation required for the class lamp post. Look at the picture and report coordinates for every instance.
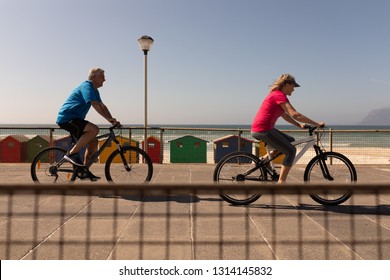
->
[138,35,154,154]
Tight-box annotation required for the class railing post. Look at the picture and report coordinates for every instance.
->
[160,128,164,164]
[238,130,242,152]
[129,127,132,146]
[329,128,333,152]
[329,128,333,165]
[49,128,54,147]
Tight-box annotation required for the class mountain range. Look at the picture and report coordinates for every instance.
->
[359,107,390,125]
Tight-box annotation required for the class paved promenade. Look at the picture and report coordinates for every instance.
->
[0,163,389,260]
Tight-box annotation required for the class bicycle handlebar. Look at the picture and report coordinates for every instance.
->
[303,124,326,135]
[108,123,123,131]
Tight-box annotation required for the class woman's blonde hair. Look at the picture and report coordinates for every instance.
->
[88,68,105,81]
[269,74,299,91]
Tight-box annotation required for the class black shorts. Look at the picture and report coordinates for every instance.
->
[57,119,89,140]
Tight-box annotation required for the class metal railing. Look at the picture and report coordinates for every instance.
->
[1,126,390,164]
[0,183,389,260]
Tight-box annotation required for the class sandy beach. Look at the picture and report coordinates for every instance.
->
[331,147,390,164]
[159,146,390,165]
[289,147,390,165]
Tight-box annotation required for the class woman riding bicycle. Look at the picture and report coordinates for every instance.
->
[251,74,325,183]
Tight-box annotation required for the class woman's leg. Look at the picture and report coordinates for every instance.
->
[278,165,291,183]
[252,129,296,183]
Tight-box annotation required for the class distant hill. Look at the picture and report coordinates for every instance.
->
[359,107,390,125]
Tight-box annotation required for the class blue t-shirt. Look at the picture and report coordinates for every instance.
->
[56,81,102,124]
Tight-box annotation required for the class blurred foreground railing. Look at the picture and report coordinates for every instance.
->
[1,183,389,260]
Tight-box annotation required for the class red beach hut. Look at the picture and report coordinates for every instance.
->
[141,136,161,163]
[0,135,29,163]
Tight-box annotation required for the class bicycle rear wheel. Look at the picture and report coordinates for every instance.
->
[105,146,153,183]
[304,152,357,206]
[31,147,77,183]
[213,152,265,205]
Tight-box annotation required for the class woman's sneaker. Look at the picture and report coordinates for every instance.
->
[63,153,84,166]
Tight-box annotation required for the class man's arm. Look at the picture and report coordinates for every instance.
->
[91,101,118,125]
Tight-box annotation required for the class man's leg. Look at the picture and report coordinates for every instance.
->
[69,123,99,157]
[70,123,100,180]
[84,137,98,165]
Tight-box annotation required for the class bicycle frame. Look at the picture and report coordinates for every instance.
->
[266,128,325,171]
[74,128,124,169]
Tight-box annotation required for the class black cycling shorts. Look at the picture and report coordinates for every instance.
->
[57,119,89,140]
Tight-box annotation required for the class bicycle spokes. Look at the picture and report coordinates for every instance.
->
[105,146,153,183]
[31,147,76,183]
[305,152,356,205]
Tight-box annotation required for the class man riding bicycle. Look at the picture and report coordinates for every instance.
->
[56,67,119,181]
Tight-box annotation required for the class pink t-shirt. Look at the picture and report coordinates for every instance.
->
[251,90,289,132]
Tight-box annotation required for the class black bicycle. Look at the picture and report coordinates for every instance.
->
[213,125,357,206]
[31,125,153,183]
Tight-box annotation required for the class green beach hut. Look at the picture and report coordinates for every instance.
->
[169,135,207,163]
[28,135,50,162]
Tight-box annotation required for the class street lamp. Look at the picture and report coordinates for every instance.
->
[137,35,154,154]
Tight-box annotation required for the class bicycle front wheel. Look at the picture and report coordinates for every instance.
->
[214,152,265,205]
[31,147,77,183]
[105,146,153,183]
[304,152,357,206]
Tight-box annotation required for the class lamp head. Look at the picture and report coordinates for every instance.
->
[138,35,154,54]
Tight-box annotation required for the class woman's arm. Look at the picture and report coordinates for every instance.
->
[280,102,324,128]
[281,112,305,128]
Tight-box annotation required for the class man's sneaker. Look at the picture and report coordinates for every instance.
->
[87,170,101,181]
[64,153,84,167]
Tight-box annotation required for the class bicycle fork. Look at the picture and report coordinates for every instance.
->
[115,142,131,172]
[314,146,334,181]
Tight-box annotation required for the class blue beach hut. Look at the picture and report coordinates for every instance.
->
[54,136,86,161]
[213,135,253,163]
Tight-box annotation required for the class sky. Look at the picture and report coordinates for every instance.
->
[1,0,389,126]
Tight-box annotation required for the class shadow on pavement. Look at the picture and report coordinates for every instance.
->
[243,203,390,215]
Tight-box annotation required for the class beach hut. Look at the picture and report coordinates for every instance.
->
[141,136,161,163]
[98,136,138,163]
[0,135,29,163]
[169,135,207,163]
[213,135,253,163]
[53,136,86,162]
[27,135,50,162]
[255,141,285,164]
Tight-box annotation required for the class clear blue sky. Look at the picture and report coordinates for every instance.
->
[1,0,389,125]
